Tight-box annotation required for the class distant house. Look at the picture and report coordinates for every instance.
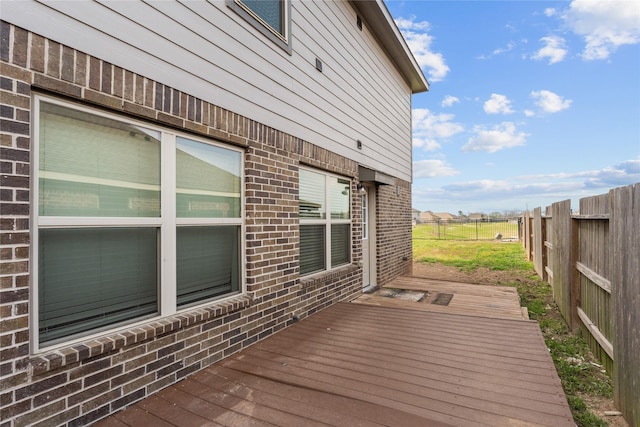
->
[468,212,488,221]
[412,208,421,222]
[419,210,438,222]
[434,212,456,222]
[0,1,428,425]
[419,210,458,222]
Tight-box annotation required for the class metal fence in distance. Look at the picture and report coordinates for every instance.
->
[413,219,520,241]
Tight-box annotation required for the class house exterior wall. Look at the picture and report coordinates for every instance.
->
[377,181,414,285]
[1,0,414,182]
[0,19,412,426]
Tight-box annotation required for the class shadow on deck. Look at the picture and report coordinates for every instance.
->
[96,277,573,426]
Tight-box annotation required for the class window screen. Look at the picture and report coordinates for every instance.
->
[240,0,283,36]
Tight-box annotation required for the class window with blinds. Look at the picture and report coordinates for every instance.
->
[299,168,351,276]
[33,96,244,348]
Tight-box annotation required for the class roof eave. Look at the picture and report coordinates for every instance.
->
[352,0,429,94]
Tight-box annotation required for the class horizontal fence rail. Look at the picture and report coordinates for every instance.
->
[413,219,520,241]
[520,183,639,427]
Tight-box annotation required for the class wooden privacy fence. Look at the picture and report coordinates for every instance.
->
[521,183,639,427]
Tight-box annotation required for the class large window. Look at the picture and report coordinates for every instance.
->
[299,168,351,276]
[33,96,243,348]
[228,0,291,53]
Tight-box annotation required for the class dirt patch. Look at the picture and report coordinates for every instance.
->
[410,261,629,427]
[411,261,528,286]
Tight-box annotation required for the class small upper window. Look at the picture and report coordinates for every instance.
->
[229,0,291,54]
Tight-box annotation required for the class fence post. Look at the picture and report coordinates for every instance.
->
[551,199,574,329]
[541,212,547,281]
[570,216,580,332]
[524,211,532,260]
[610,183,640,427]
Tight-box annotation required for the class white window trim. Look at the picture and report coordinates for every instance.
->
[31,95,246,352]
[227,0,292,55]
[299,167,352,277]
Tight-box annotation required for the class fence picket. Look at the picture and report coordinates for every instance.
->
[523,183,639,427]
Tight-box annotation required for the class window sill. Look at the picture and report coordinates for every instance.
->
[28,294,252,377]
[299,263,360,290]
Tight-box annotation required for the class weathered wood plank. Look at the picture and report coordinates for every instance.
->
[577,307,613,359]
[576,261,611,293]
[610,183,640,427]
[550,199,573,329]
[571,214,610,219]
[361,276,525,319]
[533,207,547,279]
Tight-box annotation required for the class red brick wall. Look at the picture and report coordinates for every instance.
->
[0,21,410,426]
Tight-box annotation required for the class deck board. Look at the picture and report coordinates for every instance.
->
[96,297,573,427]
[352,276,527,320]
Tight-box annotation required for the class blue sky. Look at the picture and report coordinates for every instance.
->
[385,0,640,215]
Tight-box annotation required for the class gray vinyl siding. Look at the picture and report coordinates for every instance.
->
[3,0,413,181]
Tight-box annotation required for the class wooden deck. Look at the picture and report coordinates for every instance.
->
[354,276,529,320]
[97,295,573,426]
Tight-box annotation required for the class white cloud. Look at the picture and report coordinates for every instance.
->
[412,108,464,151]
[562,0,640,60]
[462,122,528,153]
[414,159,460,178]
[395,16,450,82]
[413,138,441,151]
[441,96,460,108]
[493,41,516,55]
[532,35,568,64]
[483,94,514,115]
[478,41,517,60]
[530,90,572,113]
[544,8,557,17]
[521,158,640,188]
[412,158,640,212]
[524,110,536,117]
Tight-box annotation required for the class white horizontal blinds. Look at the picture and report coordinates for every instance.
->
[39,228,158,343]
[300,169,326,275]
[37,101,161,345]
[299,169,351,275]
[176,137,241,218]
[175,137,242,307]
[329,177,350,266]
[240,0,283,36]
[299,169,325,219]
[39,102,161,217]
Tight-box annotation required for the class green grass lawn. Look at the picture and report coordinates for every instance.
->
[413,239,614,427]
[413,239,531,271]
[413,221,519,241]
